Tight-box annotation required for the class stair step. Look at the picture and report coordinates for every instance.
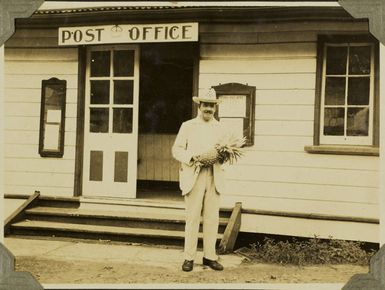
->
[24,206,229,233]
[11,220,224,243]
[26,207,228,224]
[26,206,187,223]
[79,197,184,210]
[78,198,233,218]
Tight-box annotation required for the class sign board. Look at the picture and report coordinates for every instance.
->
[220,117,244,139]
[218,95,247,118]
[58,23,198,45]
[39,78,66,157]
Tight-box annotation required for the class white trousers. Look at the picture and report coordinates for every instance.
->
[183,166,220,261]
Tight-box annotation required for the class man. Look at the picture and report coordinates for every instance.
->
[172,88,226,272]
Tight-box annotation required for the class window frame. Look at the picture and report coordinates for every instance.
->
[213,82,255,146]
[87,46,136,135]
[313,35,379,149]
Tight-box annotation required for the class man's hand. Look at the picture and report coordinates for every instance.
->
[192,155,200,162]
[192,148,219,167]
[191,155,203,167]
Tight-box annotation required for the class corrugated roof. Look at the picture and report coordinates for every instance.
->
[34,6,190,15]
[21,2,348,27]
[34,1,340,15]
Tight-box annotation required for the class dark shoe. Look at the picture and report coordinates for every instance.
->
[203,257,224,271]
[182,260,194,272]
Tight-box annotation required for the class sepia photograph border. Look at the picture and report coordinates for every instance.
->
[1,0,385,289]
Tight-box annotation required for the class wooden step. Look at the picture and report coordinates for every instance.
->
[79,197,184,210]
[10,220,224,246]
[7,196,232,247]
[36,195,80,208]
[78,197,233,218]
[26,206,186,222]
[24,206,229,232]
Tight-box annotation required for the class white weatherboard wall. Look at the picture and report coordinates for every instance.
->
[4,28,77,197]
[200,21,380,241]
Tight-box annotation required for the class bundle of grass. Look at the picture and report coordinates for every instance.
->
[235,236,376,266]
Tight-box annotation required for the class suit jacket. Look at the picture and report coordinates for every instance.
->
[172,116,227,195]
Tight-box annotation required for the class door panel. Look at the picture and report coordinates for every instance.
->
[83,45,139,198]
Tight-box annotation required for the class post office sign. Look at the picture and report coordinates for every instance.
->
[58,23,198,45]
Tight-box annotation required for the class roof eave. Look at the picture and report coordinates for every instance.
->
[15,6,363,28]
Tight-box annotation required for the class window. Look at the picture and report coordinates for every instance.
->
[88,49,135,134]
[213,83,255,146]
[313,35,379,149]
[39,78,67,157]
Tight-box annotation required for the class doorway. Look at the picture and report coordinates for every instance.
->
[137,43,196,200]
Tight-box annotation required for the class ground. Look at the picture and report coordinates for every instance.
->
[7,237,368,285]
[15,257,368,284]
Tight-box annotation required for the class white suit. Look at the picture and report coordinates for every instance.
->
[172,116,226,261]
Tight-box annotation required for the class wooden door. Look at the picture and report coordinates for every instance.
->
[82,45,139,198]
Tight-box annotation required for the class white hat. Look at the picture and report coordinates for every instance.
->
[192,88,221,104]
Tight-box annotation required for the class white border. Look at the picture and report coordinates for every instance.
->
[38,1,341,10]
[43,283,345,289]
[380,44,385,246]
[0,45,4,244]
[0,0,373,289]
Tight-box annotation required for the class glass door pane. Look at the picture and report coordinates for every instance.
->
[114,80,133,104]
[114,50,135,76]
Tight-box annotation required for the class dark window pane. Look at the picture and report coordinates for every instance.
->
[90,81,110,104]
[114,80,134,104]
[114,151,128,182]
[113,108,133,133]
[348,77,370,105]
[325,77,346,105]
[347,107,369,136]
[90,108,109,133]
[45,84,64,107]
[326,46,347,75]
[349,46,371,75]
[324,108,345,136]
[90,51,110,77]
[114,50,135,76]
[90,151,103,181]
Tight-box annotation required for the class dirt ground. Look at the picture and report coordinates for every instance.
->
[15,256,368,284]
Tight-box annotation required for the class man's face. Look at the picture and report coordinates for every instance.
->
[199,102,216,122]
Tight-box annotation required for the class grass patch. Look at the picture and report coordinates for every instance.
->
[235,236,376,266]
